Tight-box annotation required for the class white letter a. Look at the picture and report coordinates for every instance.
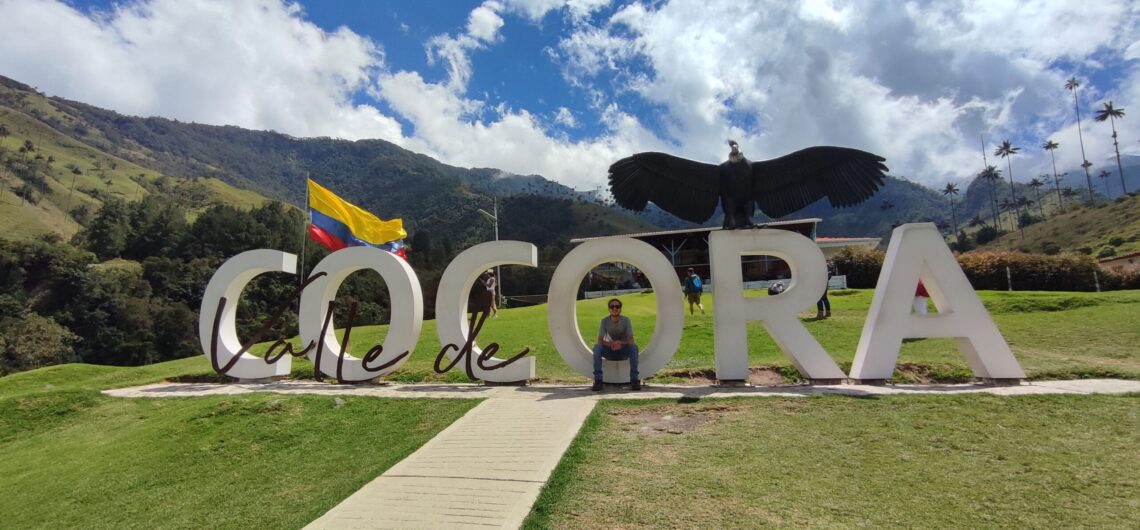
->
[849,223,1025,381]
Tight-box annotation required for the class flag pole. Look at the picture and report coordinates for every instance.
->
[300,178,309,286]
[494,196,501,307]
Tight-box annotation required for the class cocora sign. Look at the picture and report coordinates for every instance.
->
[199,223,1025,384]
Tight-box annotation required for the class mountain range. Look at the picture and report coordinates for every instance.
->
[3,73,1136,249]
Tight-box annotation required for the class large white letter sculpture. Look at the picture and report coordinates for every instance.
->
[710,229,846,381]
[199,249,295,379]
[850,223,1025,381]
[436,241,538,383]
[299,246,423,380]
[548,237,683,383]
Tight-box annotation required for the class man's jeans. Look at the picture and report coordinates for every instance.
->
[592,343,639,382]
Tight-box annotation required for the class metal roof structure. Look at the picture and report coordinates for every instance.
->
[570,218,880,285]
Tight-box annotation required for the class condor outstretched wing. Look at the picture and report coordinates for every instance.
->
[751,146,888,219]
[608,152,722,224]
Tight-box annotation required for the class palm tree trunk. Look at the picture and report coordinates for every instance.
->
[1110,118,1127,194]
[1035,188,1044,216]
[1005,159,1022,237]
[949,197,958,235]
[1049,151,1062,210]
[1073,92,1095,205]
[988,180,1000,229]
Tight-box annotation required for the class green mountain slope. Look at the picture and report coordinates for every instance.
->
[0,77,268,242]
[977,193,1140,257]
[0,74,657,247]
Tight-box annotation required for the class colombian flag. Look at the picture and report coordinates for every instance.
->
[307,179,408,258]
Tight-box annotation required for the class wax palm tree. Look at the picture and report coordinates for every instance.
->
[980,165,1003,229]
[1093,101,1127,194]
[1081,160,1095,204]
[994,140,1022,234]
[999,197,1014,216]
[0,123,9,149]
[1028,177,1046,216]
[1056,171,1069,209]
[1042,140,1063,207]
[1098,169,1113,197]
[941,182,960,234]
[1066,77,1096,205]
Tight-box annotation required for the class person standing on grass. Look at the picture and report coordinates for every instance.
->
[592,298,640,391]
[483,269,498,318]
[683,267,705,315]
[817,260,835,319]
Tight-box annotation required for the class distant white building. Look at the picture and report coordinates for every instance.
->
[1099,250,1140,273]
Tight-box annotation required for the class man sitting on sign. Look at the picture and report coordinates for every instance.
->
[592,298,640,392]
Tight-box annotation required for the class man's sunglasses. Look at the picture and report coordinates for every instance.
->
[608,304,621,309]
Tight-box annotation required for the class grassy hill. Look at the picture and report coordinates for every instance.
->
[0,78,268,242]
[976,193,1140,257]
[0,74,658,248]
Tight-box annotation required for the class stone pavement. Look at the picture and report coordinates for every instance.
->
[104,379,1140,529]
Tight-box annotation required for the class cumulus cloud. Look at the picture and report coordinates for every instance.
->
[0,0,402,140]
[1,0,1137,192]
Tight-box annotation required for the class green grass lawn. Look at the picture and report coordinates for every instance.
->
[2,289,1138,528]
[234,288,1140,384]
[525,394,1140,529]
[0,386,477,528]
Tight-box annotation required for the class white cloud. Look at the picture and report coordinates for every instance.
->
[1,0,1137,194]
[0,0,402,141]
[555,107,578,127]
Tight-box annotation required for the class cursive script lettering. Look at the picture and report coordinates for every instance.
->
[434,309,529,380]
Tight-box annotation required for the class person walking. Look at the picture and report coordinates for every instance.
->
[817,260,835,319]
[591,298,640,391]
[683,267,705,315]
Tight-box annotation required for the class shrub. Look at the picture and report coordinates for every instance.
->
[1108,236,1125,247]
[1041,242,1061,255]
[1096,247,1117,259]
[950,231,974,253]
[832,246,885,288]
[975,226,1000,245]
[836,247,1114,292]
[957,251,1102,291]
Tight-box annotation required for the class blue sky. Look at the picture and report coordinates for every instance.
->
[1,0,1138,193]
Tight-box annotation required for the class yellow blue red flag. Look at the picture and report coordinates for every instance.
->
[307,179,407,257]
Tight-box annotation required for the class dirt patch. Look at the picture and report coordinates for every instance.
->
[748,368,786,386]
[652,366,795,387]
[608,403,747,436]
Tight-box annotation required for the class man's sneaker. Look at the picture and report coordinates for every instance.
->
[630,380,641,391]
[591,381,603,392]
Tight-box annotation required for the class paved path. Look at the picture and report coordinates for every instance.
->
[104,379,1140,529]
[303,396,596,529]
[105,378,1140,401]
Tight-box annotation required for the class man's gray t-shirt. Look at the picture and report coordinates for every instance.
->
[598,315,633,342]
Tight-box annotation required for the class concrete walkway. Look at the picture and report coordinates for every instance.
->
[104,379,1140,529]
[304,396,595,529]
[104,378,1140,401]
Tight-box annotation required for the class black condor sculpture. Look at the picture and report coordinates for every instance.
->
[608,140,889,229]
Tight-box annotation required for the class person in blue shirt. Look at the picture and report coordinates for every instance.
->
[592,298,640,391]
[683,267,705,315]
